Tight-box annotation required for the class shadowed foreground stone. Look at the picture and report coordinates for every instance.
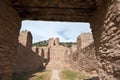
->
[0,0,120,80]
[90,0,120,80]
[14,31,43,73]
[0,0,21,80]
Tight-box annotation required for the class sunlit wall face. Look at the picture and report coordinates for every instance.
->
[21,20,91,43]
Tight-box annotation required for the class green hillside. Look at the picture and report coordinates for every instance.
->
[33,40,48,47]
[33,40,76,48]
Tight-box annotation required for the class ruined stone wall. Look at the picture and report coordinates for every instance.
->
[48,38,60,47]
[0,0,21,80]
[14,31,43,73]
[46,45,70,70]
[38,47,49,59]
[70,44,77,54]
[69,33,98,73]
[48,38,54,47]
[78,33,94,49]
[38,38,70,70]
[90,0,120,80]
[38,47,50,69]
[54,38,59,46]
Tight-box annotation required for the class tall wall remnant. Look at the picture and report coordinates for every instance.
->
[48,38,60,47]
[69,33,98,74]
[0,1,21,80]
[48,38,54,47]
[78,33,94,49]
[14,31,43,73]
[39,37,70,70]
[54,38,59,46]
[46,45,70,70]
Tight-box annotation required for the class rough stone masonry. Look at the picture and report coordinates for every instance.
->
[0,0,119,80]
[14,31,43,73]
[69,33,98,74]
[0,0,21,80]
[90,0,120,80]
[39,38,71,70]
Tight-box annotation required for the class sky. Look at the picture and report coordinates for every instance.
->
[21,20,91,43]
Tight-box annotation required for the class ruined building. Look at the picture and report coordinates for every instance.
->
[69,33,98,74]
[14,31,43,73]
[15,34,70,73]
[0,0,120,80]
[39,38,70,70]
[48,38,60,47]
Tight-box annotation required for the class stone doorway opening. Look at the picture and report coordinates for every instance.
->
[15,20,98,80]
[0,0,120,80]
[19,20,92,67]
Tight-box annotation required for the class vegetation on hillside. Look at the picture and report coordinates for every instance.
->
[60,42,76,48]
[33,40,76,48]
[33,40,48,47]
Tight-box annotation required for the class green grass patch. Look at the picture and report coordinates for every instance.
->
[60,70,89,80]
[31,70,51,80]
[12,70,51,80]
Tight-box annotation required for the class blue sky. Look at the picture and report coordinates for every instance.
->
[21,20,91,43]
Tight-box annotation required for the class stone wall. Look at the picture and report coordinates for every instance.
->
[48,37,60,47]
[0,0,21,80]
[48,38,54,47]
[39,38,70,70]
[46,45,70,70]
[90,0,120,80]
[54,38,59,46]
[14,31,43,73]
[78,33,94,49]
[69,33,98,74]
[38,47,50,69]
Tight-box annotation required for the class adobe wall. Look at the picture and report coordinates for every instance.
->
[38,47,50,69]
[48,37,59,47]
[54,38,59,46]
[14,31,43,73]
[0,0,21,80]
[90,0,120,80]
[46,45,70,70]
[38,38,71,70]
[69,33,98,73]
[78,33,94,49]
[48,38,54,47]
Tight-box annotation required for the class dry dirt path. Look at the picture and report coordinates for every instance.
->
[51,70,60,80]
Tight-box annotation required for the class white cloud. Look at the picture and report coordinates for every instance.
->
[21,20,91,43]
